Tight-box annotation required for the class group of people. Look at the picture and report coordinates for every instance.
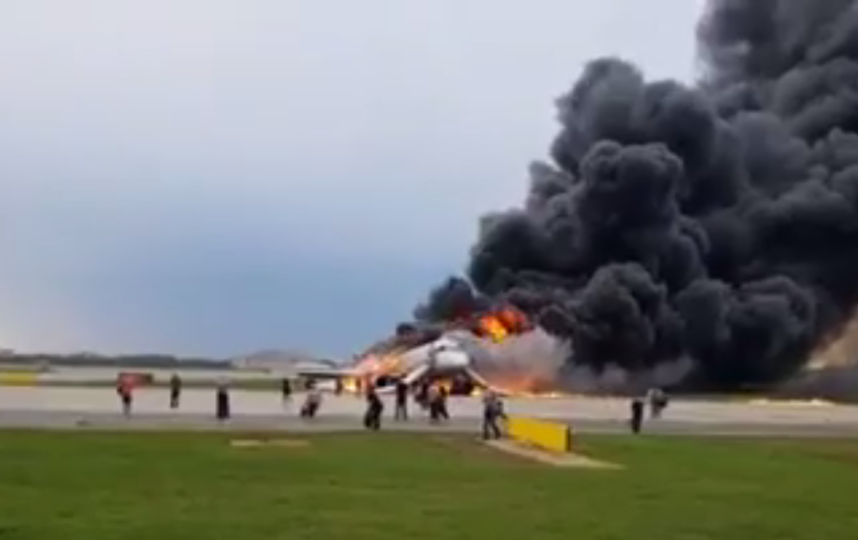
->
[629,387,670,434]
[359,380,446,431]
[117,373,232,421]
[413,381,450,423]
[118,373,667,438]
[366,379,507,439]
[115,373,509,440]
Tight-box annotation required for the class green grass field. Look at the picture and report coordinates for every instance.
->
[1,431,857,540]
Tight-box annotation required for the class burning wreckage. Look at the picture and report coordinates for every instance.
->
[309,1,858,400]
[299,308,568,396]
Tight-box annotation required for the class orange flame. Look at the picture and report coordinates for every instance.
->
[479,315,510,342]
[347,305,535,394]
[351,351,406,387]
[476,306,529,343]
[498,308,528,331]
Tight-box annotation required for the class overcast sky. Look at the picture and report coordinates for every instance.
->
[0,0,704,358]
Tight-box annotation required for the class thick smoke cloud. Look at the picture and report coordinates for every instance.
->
[416,0,858,388]
[414,277,488,323]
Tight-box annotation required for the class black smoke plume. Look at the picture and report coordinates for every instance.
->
[416,0,858,389]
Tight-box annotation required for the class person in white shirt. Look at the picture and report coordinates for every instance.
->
[482,391,505,440]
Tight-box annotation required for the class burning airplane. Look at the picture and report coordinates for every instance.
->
[297,306,566,396]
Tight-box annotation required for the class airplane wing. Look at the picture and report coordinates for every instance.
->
[463,367,514,396]
[402,363,430,386]
[373,363,430,394]
[295,367,361,380]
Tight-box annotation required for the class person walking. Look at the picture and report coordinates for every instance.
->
[630,396,645,434]
[437,386,450,421]
[169,373,182,410]
[216,380,231,422]
[281,378,292,407]
[117,375,134,417]
[300,382,322,419]
[364,388,384,431]
[647,387,668,419]
[415,381,430,410]
[427,386,440,423]
[482,391,505,440]
[394,379,409,421]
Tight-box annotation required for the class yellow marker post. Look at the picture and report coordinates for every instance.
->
[506,416,572,453]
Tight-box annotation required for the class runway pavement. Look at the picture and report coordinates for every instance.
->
[2,385,858,437]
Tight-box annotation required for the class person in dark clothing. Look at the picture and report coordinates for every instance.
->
[334,378,343,395]
[281,378,292,405]
[437,386,450,421]
[482,391,505,440]
[364,389,384,430]
[121,390,133,417]
[416,382,430,410]
[216,382,231,421]
[300,380,322,418]
[394,380,409,421]
[117,376,134,417]
[427,386,441,423]
[630,397,645,434]
[169,374,182,409]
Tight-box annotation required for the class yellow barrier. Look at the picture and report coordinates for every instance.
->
[506,416,572,453]
[0,372,39,386]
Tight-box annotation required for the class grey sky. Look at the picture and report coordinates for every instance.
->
[0,0,704,358]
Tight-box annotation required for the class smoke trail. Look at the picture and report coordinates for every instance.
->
[416,0,858,389]
[778,309,858,401]
[463,327,570,391]
[807,308,858,371]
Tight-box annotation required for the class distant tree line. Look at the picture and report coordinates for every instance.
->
[0,352,227,370]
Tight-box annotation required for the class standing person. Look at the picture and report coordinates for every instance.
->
[117,375,134,417]
[416,381,429,410]
[169,373,182,410]
[364,387,384,430]
[394,379,409,421]
[300,382,322,419]
[427,385,440,423]
[281,378,292,406]
[482,391,505,440]
[216,380,231,422]
[437,386,450,421]
[630,396,645,434]
[648,387,668,419]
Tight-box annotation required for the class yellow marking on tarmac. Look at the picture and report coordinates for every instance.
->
[230,438,311,449]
